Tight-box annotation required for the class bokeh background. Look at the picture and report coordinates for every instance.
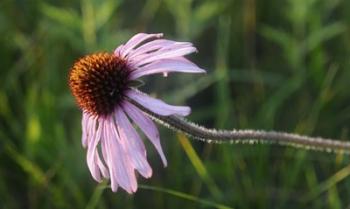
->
[1,0,350,208]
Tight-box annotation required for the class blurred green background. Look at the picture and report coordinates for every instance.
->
[1,0,350,208]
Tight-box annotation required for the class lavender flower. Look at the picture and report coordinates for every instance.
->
[69,33,205,193]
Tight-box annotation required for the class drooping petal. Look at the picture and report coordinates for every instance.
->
[86,132,101,181]
[96,120,110,179]
[86,118,109,182]
[83,113,98,149]
[130,57,205,79]
[101,119,119,192]
[115,108,153,178]
[123,101,167,166]
[100,127,109,171]
[81,112,89,148]
[105,116,138,193]
[101,121,118,192]
[127,89,191,116]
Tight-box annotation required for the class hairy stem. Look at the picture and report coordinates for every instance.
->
[128,98,350,154]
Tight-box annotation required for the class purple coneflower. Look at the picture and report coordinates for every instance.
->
[68,33,205,193]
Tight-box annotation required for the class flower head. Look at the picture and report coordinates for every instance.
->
[69,33,205,193]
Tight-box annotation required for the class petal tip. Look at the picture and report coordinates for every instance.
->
[111,184,118,192]
[181,107,191,116]
[196,68,206,73]
[131,184,138,193]
[162,160,168,168]
[144,169,153,179]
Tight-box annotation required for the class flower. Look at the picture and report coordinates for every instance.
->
[68,33,205,193]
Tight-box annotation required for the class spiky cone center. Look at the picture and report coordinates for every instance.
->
[69,52,130,117]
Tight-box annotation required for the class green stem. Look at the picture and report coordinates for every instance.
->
[128,97,350,154]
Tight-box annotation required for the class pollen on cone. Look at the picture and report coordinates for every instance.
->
[69,52,130,116]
